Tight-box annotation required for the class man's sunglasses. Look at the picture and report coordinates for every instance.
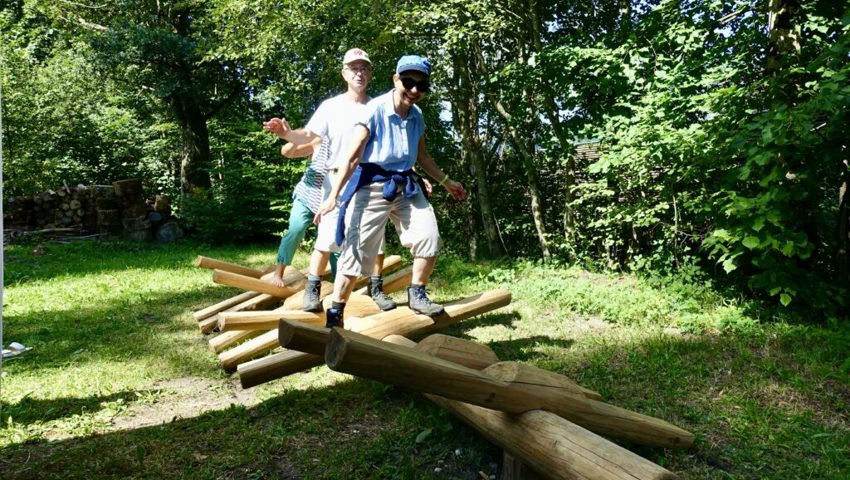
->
[399,76,431,93]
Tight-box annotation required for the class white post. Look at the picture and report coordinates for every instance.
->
[1,41,6,402]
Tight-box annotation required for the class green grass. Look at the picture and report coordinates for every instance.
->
[1,240,849,479]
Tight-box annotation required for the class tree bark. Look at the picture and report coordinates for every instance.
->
[526,154,551,260]
[767,0,803,74]
[170,92,212,194]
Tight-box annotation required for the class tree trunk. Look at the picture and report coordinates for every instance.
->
[840,163,850,289]
[528,0,572,260]
[451,47,505,258]
[169,92,211,194]
[767,0,802,74]
[526,156,551,260]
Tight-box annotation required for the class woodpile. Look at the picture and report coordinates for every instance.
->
[3,179,179,243]
[192,254,693,479]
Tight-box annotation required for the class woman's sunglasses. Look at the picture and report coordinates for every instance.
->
[399,76,431,93]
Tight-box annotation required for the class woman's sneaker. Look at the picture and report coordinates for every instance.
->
[407,284,445,317]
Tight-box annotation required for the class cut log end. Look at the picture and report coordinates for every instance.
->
[325,327,349,368]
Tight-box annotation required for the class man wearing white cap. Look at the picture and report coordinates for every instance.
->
[264,48,396,312]
[315,54,466,327]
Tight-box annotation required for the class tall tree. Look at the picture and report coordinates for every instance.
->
[35,0,244,196]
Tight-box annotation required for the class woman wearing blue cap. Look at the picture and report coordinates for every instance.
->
[315,54,467,327]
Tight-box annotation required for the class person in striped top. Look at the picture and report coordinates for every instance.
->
[259,136,331,288]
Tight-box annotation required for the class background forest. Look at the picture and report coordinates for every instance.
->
[2,0,849,318]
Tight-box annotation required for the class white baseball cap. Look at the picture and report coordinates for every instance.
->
[342,48,371,66]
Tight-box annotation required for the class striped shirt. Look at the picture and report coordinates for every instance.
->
[292,140,330,213]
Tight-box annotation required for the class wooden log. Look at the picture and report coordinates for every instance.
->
[238,290,512,388]
[281,326,504,374]
[209,330,261,354]
[213,269,304,298]
[285,332,670,478]
[219,310,322,332]
[427,397,678,480]
[229,293,280,312]
[200,291,283,335]
[218,295,381,369]
[235,349,325,389]
[219,329,281,370]
[201,294,280,337]
[326,329,693,449]
[192,291,261,321]
[485,362,603,402]
[278,320,330,355]
[195,256,266,278]
[199,315,222,334]
[415,334,500,371]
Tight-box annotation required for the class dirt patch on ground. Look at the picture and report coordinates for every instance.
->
[109,376,258,431]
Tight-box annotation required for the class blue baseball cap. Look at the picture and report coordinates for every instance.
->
[396,55,432,76]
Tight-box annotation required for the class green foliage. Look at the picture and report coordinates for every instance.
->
[0,11,175,195]
[4,0,850,318]
[181,121,299,243]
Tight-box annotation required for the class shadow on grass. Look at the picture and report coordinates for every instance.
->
[0,376,497,480]
[1,328,848,479]
[441,311,523,334]
[486,336,577,362]
[1,391,145,427]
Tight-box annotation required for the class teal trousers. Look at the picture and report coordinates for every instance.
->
[276,197,337,275]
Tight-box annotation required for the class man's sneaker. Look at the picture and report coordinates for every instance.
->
[302,279,322,312]
[325,307,344,328]
[369,277,397,311]
[407,284,445,317]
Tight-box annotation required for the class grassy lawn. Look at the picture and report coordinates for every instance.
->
[1,239,849,479]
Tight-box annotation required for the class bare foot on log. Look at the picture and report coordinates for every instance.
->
[268,265,287,288]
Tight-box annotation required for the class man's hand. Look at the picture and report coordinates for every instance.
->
[313,197,337,225]
[262,117,292,140]
[444,180,466,201]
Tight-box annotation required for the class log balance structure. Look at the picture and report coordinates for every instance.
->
[192,255,692,479]
[282,321,689,479]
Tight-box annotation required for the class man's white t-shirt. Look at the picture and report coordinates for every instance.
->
[305,93,370,173]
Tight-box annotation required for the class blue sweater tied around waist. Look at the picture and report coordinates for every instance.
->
[334,163,423,247]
